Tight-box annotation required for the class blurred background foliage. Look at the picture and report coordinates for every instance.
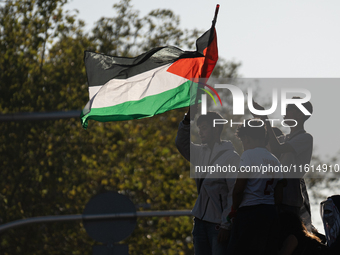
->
[0,0,241,254]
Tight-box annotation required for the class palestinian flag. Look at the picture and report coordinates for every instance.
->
[80,9,219,129]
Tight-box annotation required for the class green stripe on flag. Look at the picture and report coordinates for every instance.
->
[81,80,199,129]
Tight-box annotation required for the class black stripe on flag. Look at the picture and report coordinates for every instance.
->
[84,27,215,87]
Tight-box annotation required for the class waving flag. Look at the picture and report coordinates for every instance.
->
[80,6,219,129]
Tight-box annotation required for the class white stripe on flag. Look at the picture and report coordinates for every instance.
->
[89,86,102,99]
[91,64,188,109]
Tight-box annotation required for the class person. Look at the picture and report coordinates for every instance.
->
[175,108,240,255]
[269,126,313,233]
[277,212,327,255]
[320,195,340,254]
[226,119,284,255]
[253,97,313,230]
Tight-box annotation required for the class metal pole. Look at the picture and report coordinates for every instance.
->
[0,110,82,122]
[0,210,192,233]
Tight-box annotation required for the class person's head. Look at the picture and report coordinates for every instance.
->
[196,111,224,144]
[235,119,267,150]
[284,97,313,125]
[321,195,340,246]
[278,212,321,242]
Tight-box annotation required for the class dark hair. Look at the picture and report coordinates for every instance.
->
[288,97,313,121]
[235,119,266,141]
[279,212,321,243]
[278,212,327,255]
[196,111,224,137]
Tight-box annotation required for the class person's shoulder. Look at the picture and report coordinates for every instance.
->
[220,140,234,148]
[300,130,313,137]
[248,147,269,157]
[304,132,313,139]
[293,131,313,139]
[241,147,265,157]
[240,148,251,157]
[257,147,281,163]
[297,132,313,143]
[288,130,313,143]
[220,141,239,154]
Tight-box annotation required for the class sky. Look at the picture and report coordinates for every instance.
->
[64,0,340,232]
[65,0,340,77]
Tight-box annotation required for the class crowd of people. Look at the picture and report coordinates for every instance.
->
[175,98,340,255]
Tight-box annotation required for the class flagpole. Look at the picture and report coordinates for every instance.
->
[212,4,220,31]
[207,4,220,45]
[192,4,220,117]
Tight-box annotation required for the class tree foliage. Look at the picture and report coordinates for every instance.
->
[90,0,202,56]
[0,0,240,254]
